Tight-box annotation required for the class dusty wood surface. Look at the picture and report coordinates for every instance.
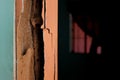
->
[16,0,44,80]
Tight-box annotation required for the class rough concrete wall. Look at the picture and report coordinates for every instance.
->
[16,0,58,80]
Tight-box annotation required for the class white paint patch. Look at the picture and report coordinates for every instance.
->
[13,0,16,80]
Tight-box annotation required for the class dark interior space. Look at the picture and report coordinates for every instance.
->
[58,0,119,80]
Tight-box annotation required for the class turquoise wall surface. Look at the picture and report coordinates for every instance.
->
[0,0,14,80]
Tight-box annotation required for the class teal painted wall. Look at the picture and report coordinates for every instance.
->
[0,0,14,80]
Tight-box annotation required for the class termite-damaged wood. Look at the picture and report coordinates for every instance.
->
[16,0,44,80]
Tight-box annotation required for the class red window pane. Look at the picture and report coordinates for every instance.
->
[71,21,101,54]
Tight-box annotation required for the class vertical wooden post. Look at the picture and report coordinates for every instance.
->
[16,0,58,80]
[43,0,58,80]
[16,0,44,80]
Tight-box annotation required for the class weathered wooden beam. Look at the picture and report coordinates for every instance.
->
[16,0,44,80]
